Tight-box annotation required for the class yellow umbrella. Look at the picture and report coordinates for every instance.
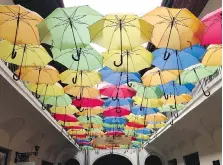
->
[136,134,149,140]
[142,67,181,86]
[102,46,153,72]
[26,83,64,96]
[133,96,163,108]
[146,113,168,122]
[87,130,105,136]
[161,94,192,105]
[60,70,101,86]
[15,65,60,84]
[50,105,79,114]
[146,122,166,129]
[126,114,144,125]
[67,129,86,135]
[125,126,140,130]
[0,5,43,46]
[64,85,100,98]
[142,7,205,50]
[81,123,103,129]
[77,107,103,116]
[57,121,80,127]
[202,45,222,66]
[89,14,153,66]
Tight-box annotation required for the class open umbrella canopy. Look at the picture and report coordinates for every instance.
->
[201,7,222,45]
[103,123,124,129]
[133,96,163,108]
[77,107,103,116]
[53,114,78,122]
[146,113,168,122]
[78,115,103,124]
[38,5,102,49]
[158,104,185,112]
[39,94,72,106]
[131,106,158,115]
[142,7,205,50]
[146,122,166,129]
[130,82,163,99]
[104,117,127,124]
[0,5,43,45]
[104,98,133,108]
[100,84,136,98]
[15,65,60,84]
[161,94,192,105]
[135,128,152,135]
[49,105,79,115]
[67,129,87,136]
[27,83,64,96]
[72,98,104,108]
[99,67,141,85]
[51,45,103,70]
[64,86,100,98]
[58,121,82,130]
[60,70,102,86]
[105,131,125,136]
[126,114,144,125]
[103,106,130,117]
[202,45,222,66]
[102,46,153,72]
[127,122,145,128]
[81,123,103,129]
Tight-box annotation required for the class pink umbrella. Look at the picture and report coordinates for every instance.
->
[100,84,136,99]
[64,125,83,130]
[201,7,222,45]
[103,106,130,117]
[53,114,78,122]
[105,131,125,136]
[72,98,104,108]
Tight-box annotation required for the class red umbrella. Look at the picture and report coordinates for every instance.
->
[201,7,222,45]
[53,114,78,122]
[105,131,125,136]
[100,84,136,99]
[72,97,104,108]
[64,125,83,130]
[103,106,130,117]
[126,122,144,128]
[72,135,87,138]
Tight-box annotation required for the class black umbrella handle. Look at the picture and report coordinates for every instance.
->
[13,73,20,81]
[163,51,171,60]
[114,54,123,67]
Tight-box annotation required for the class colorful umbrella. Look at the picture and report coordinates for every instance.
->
[104,127,124,132]
[146,113,168,122]
[72,98,104,108]
[67,129,86,136]
[105,131,125,136]
[175,64,219,96]
[146,122,166,129]
[64,86,100,98]
[52,45,103,70]
[78,115,103,124]
[131,106,158,115]
[158,104,185,112]
[161,94,192,105]
[38,6,102,50]
[81,146,94,150]
[81,123,103,129]
[77,107,103,116]
[99,67,141,85]
[142,7,205,52]
[60,70,101,86]
[130,82,163,99]
[126,114,144,125]
[103,123,124,129]
[133,96,163,108]
[89,14,153,66]
[87,130,105,136]
[58,121,82,130]
[202,45,222,66]
[136,134,150,140]
[100,84,136,99]
[54,114,78,122]
[103,106,130,117]
[102,46,153,72]
[135,128,152,135]
[104,98,133,108]
[50,105,79,114]
[104,117,127,124]
[201,7,222,45]
[39,94,72,106]
[0,5,43,57]
[126,122,144,128]
[124,130,135,136]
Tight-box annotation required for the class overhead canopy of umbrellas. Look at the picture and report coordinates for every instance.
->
[0,4,221,150]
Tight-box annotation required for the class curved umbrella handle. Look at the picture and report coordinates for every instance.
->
[42,104,47,110]
[163,51,171,60]
[174,112,179,118]
[35,93,40,99]
[170,119,174,125]
[203,90,211,97]
[72,54,80,61]
[11,50,17,59]
[112,97,117,101]
[164,94,169,100]
[187,41,193,49]
[13,73,20,81]
[114,55,123,67]
[72,75,78,84]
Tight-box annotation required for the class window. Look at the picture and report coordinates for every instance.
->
[0,147,9,165]
[168,159,177,165]
[213,160,220,165]
[183,152,200,165]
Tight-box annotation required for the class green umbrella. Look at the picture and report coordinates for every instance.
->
[38,6,102,50]
[81,146,94,150]
[130,82,163,99]
[124,130,135,136]
[78,115,103,124]
[175,65,219,96]
[52,45,102,70]
[103,123,124,128]
[39,94,72,106]
[158,104,185,112]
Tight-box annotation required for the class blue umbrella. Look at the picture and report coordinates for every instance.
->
[104,127,124,131]
[104,98,133,107]
[135,128,153,135]
[152,47,204,70]
[75,139,91,143]
[183,44,206,61]
[159,81,195,96]
[99,67,141,86]
[131,106,158,115]
[104,117,127,124]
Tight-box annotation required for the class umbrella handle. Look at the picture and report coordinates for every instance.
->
[127,81,132,87]
[42,104,47,110]
[203,90,211,97]
[187,41,193,49]
[112,97,117,101]
[13,73,20,81]
[174,112,179,118]
[72,76,78,84]
[163,51,171,60]
[35,93,40,99]
[164,94,169,100]
[113,55,123,67]
[72,54,80,61]
[11,50,17,59]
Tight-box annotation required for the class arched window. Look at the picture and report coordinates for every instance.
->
[65,159,80,165]
[93,154,132,165]
[145,155,162,165]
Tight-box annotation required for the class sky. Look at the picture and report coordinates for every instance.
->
[64,0,162,16]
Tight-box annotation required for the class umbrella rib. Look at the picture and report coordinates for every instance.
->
[156,23,171,48]
[59,23,70,50]
[0,16,18,26]
[70,22,86,47]
[122,27,133,50]
[5,6,17,16]
[20,19,39,43]
[173,23,182,50]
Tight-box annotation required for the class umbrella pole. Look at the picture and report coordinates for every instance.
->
[114,20,123,67]
[193,69,210,96]
[158,71,168,99]
[172,82,179,118]
[176,50,182,85]
[11,12,20,59]
[41,84,48,110]
[140,87,146,111]
[13,44,27,81]
[72,59,81,84]
[164,19,175,60]
[126,51,132,87]
[35,69,41,99]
